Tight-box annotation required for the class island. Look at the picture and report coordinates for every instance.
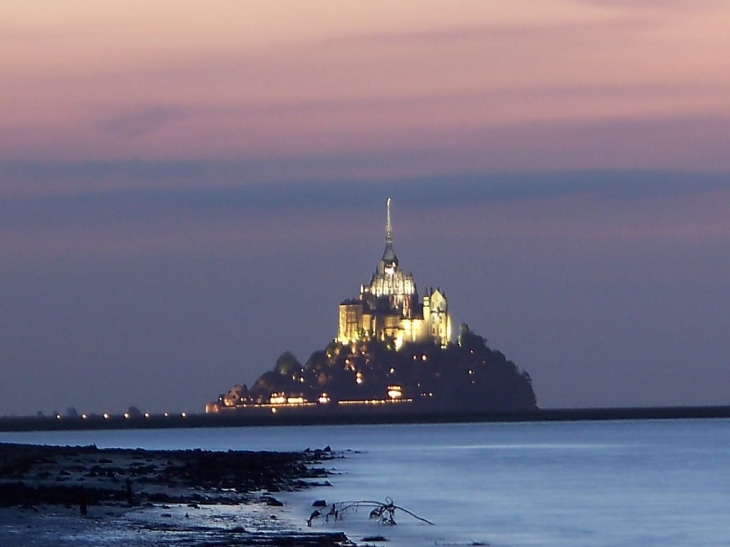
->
[207,199,537,416]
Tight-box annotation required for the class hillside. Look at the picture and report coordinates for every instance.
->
[213,324,537,413]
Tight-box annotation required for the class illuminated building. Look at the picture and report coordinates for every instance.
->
[337,198,451,349]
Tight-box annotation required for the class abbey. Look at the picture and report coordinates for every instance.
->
[337,198,452,349]
[206,199,538,414]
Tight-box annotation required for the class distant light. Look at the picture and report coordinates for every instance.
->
[387,385,403,399]
[124,413,130,419]
[270,394,286,405]
[144,412,150,418]
[55,414,61,420]
[81,414,88,420]
[181,412,187,418]
[318,394,331,404]
[271,408,277,414]
[164,412,169,417]
[103,413,110,419]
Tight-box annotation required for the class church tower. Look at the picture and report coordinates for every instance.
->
[337,198,451,348]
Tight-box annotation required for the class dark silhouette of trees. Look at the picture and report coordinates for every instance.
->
[274,351,301,376]
[246,326,537,411]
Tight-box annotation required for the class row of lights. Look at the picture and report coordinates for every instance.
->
[267,385,404,407]
[54,412,189,420]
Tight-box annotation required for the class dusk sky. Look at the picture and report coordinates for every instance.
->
[1,1,729,416]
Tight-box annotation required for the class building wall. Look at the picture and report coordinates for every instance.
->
[426,289,451,347]
[338,303,364,342]
[337,294,450,348]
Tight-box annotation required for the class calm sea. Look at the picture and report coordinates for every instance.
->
[2,419,729,547]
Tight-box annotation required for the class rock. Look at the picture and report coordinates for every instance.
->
[0,443,336,520]
[263,496,284,506]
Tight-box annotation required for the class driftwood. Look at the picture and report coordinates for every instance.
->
[308,497,434,526]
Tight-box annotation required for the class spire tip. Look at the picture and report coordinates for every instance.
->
[385,197,393,243]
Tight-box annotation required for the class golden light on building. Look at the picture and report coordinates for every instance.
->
[387,385,403,399]
[270,394,287,405]
[337,198,451,350]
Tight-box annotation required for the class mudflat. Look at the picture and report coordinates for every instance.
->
[0,442,349,546]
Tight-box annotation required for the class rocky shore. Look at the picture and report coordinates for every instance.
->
[0,442,350,546]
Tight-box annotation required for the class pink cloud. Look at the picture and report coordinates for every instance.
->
[1,1,730,176]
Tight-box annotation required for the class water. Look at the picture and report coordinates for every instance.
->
[2,419,729,546]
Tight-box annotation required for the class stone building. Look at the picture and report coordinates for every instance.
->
[337,198,451,349]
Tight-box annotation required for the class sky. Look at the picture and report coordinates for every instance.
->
[1,1,729,416]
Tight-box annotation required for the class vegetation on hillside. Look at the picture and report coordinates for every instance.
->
[238,324,537,412]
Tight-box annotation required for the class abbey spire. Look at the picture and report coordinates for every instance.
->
[386,197,393,243]
[381,197,398,269]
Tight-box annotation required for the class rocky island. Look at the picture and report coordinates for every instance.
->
[208,199,537,417]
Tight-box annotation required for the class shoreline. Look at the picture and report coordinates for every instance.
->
[0,443,349,546]
[1,405,729,433]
